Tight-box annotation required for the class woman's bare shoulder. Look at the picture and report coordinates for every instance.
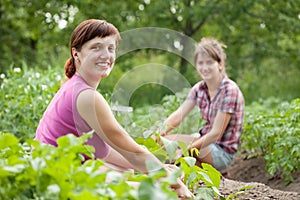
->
[77,89,107,108]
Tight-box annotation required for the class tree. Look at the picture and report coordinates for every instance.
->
[65,0,300,81]
[0,0,74,71]
[1,0,299,102]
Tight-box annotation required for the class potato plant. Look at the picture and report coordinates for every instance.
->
[1,65,299,198]
[242,98,300,184]
[0,64,61,141]
[0,132,225,200]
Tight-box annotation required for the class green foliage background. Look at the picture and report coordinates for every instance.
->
[1,0,300,106]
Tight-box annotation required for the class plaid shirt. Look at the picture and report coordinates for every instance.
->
[187,76,244,153]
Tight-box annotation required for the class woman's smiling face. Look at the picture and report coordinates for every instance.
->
[195,53,221,81]
[74,35,117,80]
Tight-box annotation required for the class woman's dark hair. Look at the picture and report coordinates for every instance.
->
[64,19,120,79]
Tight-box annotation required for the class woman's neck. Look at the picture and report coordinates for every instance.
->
[75,72,101,89]
[206,74,224,98]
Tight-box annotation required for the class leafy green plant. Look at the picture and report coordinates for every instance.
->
[241,98,300,184]
[136,134,224,199]
[1,132,194,200]
[2,63,299,198]
[0,64,61,141]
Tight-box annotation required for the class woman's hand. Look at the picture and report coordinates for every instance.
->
[158,123,168,136]
[159,130,167,137]
[164,164,194,199]
[173,180,194,199]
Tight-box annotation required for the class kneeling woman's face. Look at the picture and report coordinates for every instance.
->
[195,53,222,81]
[75,35,118,80]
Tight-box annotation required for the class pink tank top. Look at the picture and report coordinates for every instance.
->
[35,74,110,159]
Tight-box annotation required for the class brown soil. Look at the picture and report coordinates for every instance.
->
[218,153,300,199]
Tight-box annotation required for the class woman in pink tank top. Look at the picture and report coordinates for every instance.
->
[35,19,193,198]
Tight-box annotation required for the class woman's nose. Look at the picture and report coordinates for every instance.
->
[99,48,109,58]
[199,64,208,71]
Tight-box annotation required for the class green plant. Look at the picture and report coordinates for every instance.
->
[1,132,193,200]
[241,98,300,184]
[2,63,299,198]
[136,134,224,199]
[0,64,61,141]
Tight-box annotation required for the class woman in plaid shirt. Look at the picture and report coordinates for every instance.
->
[160,37,244,171]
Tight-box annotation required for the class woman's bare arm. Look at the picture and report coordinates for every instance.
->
[77,89,194,198]
[189,111,231,150]
[77,89,162,173]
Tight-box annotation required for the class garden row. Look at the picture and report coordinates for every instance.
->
[1,66,299,199]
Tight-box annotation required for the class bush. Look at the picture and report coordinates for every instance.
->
[0,64,61,141]
[241,98,300,184]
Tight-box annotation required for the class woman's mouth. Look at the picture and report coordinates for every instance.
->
[96,62,110,69]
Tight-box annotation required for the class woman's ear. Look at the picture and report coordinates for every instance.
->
[218,62,224,72]
[71,47,78,58]
[71,47,81,65]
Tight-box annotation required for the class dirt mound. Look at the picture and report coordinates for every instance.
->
[218,154,300,199]
[219,179,299,200]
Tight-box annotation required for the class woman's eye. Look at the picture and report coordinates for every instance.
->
[108,46,115,52]
[207,60,214,65]
[92,46,100,50]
